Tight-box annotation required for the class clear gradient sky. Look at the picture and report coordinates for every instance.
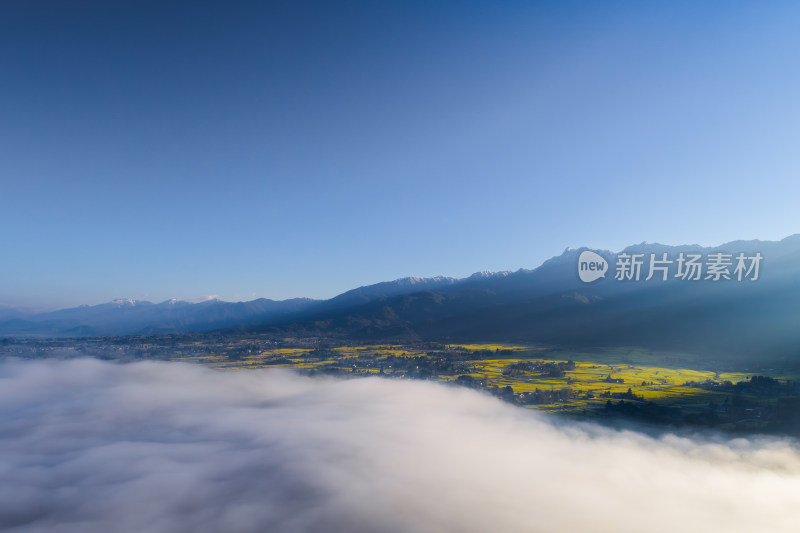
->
[2,1,799,309]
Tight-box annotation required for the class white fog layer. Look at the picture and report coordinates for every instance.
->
[0,358,799,532]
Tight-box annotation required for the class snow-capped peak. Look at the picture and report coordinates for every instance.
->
[468,270,511,280]
[110,298,138,307]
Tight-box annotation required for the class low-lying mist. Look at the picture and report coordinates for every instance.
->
[1,358,798,532]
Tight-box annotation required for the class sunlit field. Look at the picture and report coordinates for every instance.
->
[161,341,791,431]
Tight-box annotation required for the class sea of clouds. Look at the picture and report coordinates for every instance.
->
[0,358,799,532]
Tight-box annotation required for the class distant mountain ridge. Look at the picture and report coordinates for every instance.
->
[3,235,800,363]
[0,297,318,338]
[0,270,519,338]
[250,234,800,362]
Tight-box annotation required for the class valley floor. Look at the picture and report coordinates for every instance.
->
[4,336,799,435]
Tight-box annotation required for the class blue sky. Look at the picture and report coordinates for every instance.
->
[2,1,799,309]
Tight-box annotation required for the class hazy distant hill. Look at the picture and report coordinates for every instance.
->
[0,297,319,337]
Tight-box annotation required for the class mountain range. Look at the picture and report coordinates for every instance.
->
[0,297,318,338]
[4,235,800,362]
